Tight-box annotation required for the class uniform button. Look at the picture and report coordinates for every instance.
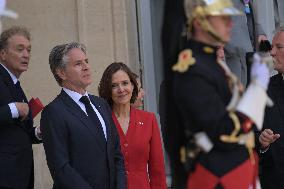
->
[124,143,128,147]
[126,171,129,175]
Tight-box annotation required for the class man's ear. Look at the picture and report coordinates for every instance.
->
[56,68,66,81]
[0,49,6,61]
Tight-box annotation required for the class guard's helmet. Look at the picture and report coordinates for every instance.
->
[184,0,242,42]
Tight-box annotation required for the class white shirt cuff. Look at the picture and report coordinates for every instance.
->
[260,146,270,153]
[35,126,42,140]
[8,103,19,118]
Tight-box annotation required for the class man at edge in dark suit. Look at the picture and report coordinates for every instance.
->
[0,26,42,189]
[259,26,284,189]
[41,42,126,189]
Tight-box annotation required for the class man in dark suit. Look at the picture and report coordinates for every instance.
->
[0,26,42,189]
[41,42,126,189]
[259,26,284,189]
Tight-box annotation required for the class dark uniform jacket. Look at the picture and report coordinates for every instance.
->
[172,40,258,189]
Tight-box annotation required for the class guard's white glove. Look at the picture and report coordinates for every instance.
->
[250,53,270,90]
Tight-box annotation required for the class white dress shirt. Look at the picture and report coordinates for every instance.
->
[0,63,20,118]
[63,88,107,140]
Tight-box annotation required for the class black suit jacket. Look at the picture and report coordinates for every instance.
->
[0,64,41,189]
[41,90,126,189]
[260,74,284,189]
[0,105,12,124]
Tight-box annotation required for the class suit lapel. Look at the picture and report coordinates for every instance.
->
[89,96,111,140]
[0,65,20,102]
[89,95,112,149]
[60,91,106,151]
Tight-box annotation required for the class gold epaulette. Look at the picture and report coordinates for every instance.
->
[172,49,196,73]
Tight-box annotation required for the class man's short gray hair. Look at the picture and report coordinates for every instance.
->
[0,26,30,50]
[49,42,86,86]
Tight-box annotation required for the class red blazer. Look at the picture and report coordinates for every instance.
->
[112,107,167,189]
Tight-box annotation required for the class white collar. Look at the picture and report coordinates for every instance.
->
[63,87,89,103]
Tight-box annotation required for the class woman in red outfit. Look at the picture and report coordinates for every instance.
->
[98,62,167,189]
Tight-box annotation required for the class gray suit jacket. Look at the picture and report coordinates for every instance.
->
[225,0,265,86]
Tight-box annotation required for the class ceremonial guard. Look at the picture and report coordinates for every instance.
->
[169,0,273,188]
